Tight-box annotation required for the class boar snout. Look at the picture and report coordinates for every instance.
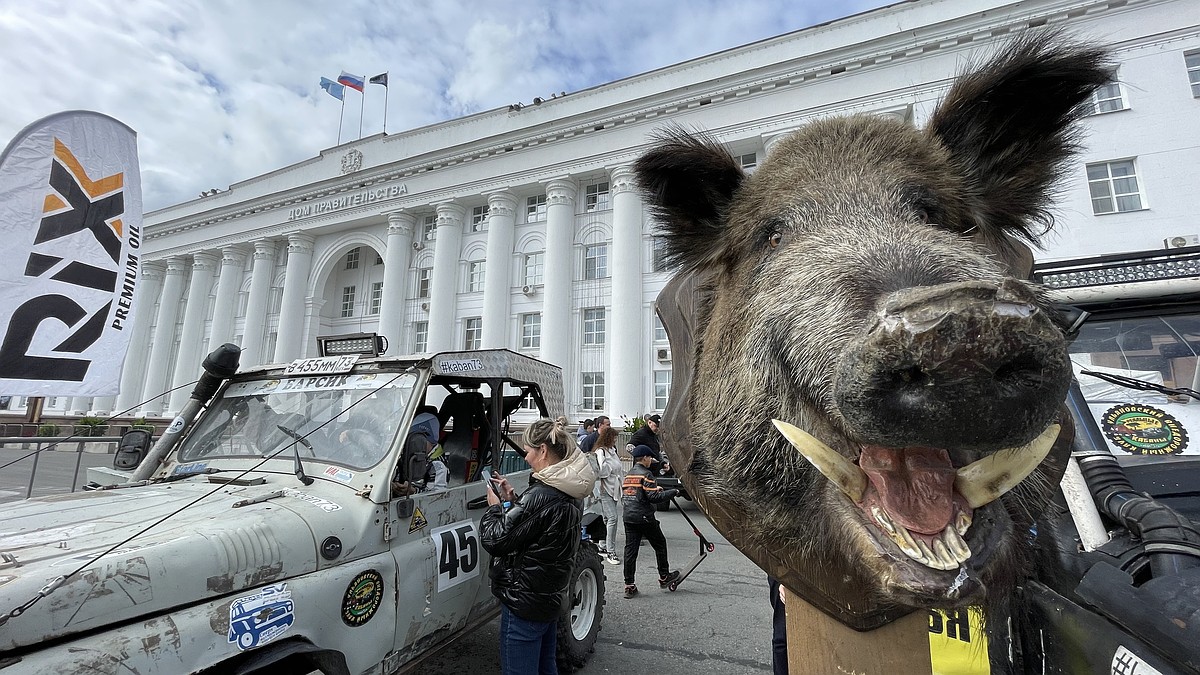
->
[833,279,1070,450]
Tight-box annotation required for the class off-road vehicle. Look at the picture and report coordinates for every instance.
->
[0,344,606,674]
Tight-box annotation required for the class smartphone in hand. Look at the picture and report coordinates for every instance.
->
[480,466,503,495]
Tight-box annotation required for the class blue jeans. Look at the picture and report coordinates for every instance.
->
[499,604,558,675]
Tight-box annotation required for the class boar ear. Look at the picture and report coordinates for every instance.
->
[635,126,745,270]
[925,31,1112,243]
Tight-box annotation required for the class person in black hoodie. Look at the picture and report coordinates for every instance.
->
[481,417,596,675]
[621,444,679,598]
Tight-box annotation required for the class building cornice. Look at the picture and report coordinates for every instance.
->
[143,0,1160,250]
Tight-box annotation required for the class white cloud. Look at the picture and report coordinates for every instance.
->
[0,0,895,211]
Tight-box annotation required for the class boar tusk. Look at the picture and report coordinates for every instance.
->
[954,424,1061,509]
[772,419,867,502]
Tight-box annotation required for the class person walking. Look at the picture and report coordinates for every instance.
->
[592,425,624,565]
[621,445,679,598]
[480,418,596,675]
[579,415,609,454]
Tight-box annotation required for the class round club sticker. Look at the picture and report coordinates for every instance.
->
[341,570,384,626]
[1101,404,1189,456]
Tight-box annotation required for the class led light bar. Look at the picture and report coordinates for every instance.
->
[1034,247,1200,290]
[317,332,389,357]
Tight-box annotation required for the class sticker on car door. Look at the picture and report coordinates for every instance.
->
[430,521,480,591]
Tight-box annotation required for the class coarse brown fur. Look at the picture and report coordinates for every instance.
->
[637,32,1110,620]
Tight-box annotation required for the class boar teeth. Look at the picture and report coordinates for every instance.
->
[877,506,971,571]
[771,420,867,502]
[943,526,971,563]
[954,509,972,536]
[954,424,1060,509]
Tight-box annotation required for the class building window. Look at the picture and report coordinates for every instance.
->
[526,194,547,222]
[653,314,667,342]
[341,285,356,317]
[267,287,282,315]
[1186,51,1200,97]
[471,205,489,232]
[520,313,541,349]
[468,261,486,292]
[417,268,431,298]
[651,236,669,273]
[1084,80,1126,115]
[654,370,671,410]
[369,281,383,315]
[524,252,544,286]
[1087,160,1143,214]
[739,153,758,170]
[464,317,482,350]
[236,291,249,317]
[345,247,360,270]
[583,307,605,345]
[582,372,605,410]
[375,253,383,265]
[423,214,437,241]
[584,181,609,212]
[413,321,428,353]
[518,392,538,410]
[584,243,608,280]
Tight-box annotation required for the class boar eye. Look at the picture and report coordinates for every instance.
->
[915,208,930,224]
[768,232,783,249]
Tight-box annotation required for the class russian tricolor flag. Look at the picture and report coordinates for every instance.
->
[337,71,365,92]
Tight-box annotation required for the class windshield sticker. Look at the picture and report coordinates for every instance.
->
[281,489,342,512]
[341,569,384,627]
[286,354,359,375]
[172,461,208,476]
[323,466,355,483]
[430,521,481,591]
[166,416,186,434]
[228,583,294,650]
[1100,404,1189,456]
[409,505,428,533]
[439,358,483,373]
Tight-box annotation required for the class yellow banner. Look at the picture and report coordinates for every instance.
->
[929,607,989,674]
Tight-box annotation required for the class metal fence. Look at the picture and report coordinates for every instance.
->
[0,436,126,502]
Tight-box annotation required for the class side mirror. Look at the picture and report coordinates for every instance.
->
[114,429,153,470]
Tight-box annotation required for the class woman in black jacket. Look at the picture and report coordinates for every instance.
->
[481,417,596,675]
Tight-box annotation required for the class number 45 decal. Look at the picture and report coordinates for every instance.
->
[430,521,480,591]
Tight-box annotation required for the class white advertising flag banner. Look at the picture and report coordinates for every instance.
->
[0,111,142,396]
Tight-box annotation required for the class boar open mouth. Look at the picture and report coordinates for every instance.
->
[772,420,1059,572]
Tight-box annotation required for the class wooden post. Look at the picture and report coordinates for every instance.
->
[786,591,932,674]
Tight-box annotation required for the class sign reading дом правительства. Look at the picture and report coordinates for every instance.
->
[0,111,142,397]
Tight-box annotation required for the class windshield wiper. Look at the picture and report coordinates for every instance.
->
[276,424,315,485]
[1081,369,1200,402]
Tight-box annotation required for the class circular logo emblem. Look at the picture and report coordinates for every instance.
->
[1100,404,1189,456]
[341,570,383,627]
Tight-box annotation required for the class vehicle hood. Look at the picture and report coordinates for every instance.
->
[0,480,323,653]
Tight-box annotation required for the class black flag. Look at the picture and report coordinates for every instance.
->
[369,73,388,87]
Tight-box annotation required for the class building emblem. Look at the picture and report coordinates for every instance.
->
[341,149,363,174]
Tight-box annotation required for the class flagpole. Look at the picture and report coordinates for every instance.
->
[358,89,365,140]
[383,72,389,134]
[338,95,345,146]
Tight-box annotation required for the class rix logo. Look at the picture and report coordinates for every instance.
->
[0,138,140,382]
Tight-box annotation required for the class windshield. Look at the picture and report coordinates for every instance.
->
[177,371,418,469]
[1069,310,1199,463]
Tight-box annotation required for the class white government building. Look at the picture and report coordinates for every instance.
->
[40,0,1200,423]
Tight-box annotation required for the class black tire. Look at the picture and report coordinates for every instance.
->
[556,541,605,672]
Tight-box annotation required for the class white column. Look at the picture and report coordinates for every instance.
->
[140,256,188,416]
[168,252,218,413]
[428,203,465,353]
[541,179,576,370]
[241,240,277,367]
[67,397,91,416]
[378,211,415,354]
[273,233,315,363]
[481,191,518,348]
[208,245,248,350]
[609,166,645,420]
[114,261,165,415]
[304,297,325,354]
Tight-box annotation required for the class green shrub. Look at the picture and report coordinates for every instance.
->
[621,413,647,434]
[131,417,155,432]
[37,423,60,437]
[74,416,109,437]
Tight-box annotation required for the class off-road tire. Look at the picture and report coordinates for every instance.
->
[556,541,605,672]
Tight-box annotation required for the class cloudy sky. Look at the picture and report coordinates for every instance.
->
[1,0,895,211]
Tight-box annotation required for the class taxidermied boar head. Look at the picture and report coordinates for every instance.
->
[637,33,1109,622]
